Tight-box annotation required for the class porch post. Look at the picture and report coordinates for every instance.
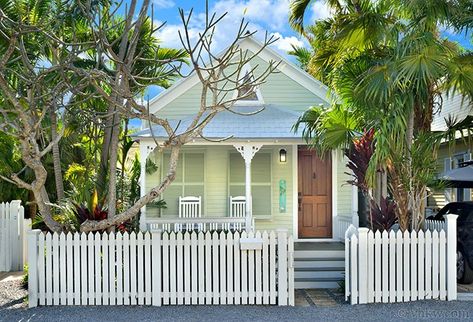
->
[234,143,263,232]
[139,141,157,231]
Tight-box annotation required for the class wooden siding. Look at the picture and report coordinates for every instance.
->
[153,54,326,121]
[144,145,353,235]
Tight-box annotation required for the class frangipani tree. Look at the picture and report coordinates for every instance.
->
[0,0,278,233]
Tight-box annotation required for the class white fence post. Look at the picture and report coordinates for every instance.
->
[28,229,40,308]
[445,214,458,301]
[357,228,369,304]
[151,230,162,306]
[277,229,288,306]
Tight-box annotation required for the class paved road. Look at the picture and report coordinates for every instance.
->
[1,301,473,322]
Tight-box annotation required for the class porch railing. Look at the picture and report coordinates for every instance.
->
[145,217,253,232]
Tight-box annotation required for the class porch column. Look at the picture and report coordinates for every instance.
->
[234,143,263,232]
[139,141,157,231]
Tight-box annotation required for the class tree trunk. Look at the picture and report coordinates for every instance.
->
[50,109,65,201]
[406,106,415,230]
[107,112,121,220]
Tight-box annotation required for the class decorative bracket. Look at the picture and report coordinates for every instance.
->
[233,144,263,164]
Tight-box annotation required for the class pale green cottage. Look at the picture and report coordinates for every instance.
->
[133,36,357,243]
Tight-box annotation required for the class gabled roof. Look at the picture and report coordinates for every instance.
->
[147,36,330,114]
[132,105,303,140]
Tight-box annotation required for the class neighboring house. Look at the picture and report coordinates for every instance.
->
[132,36,357,243]
[429,94,473,213]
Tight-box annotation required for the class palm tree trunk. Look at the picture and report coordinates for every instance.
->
[406,106,415,230]
[50,109,65,201]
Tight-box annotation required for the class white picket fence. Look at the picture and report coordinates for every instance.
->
[28,229,294,307]
[345,214,458,305]
[334,215,356,240]
[0,200,29,272]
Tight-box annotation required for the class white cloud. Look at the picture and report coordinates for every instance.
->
[310,0,332,22]
[271,32,304,52]
[157,0,296,51]
[152,0,175,8]
[155,0,308,56]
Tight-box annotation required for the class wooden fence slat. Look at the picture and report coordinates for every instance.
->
[162,233,169,305]
[248,231,255,305]
[137,233,145,305]
[388,231,396,303]
[439,230,446,300]
[102,233,109,305]
[184,232,191,305]
[110,233,117,305]
[176,232,184,305]
[144,233,152,305]
[410,231,418,301]
[116,233,123,305]
[254,231,263,305]
[38,233,45,306]
[269,231,276,305]
[197,232,205,305]
[262,231,269,305]
[129,232,137,305]
[374,231,381,303]
[87,233,95,305]
[205,232,212,304]
[79,233,87,305]
[432,231,439,299]
[123,233,130,305]
[403,231,410,302]
[241,231,248,305]
[418,230,425,300]
[234,231,241,305]
[94,233,102,305]
[350,235,358,305]
[219,231,227,305]
[52,233,60,305]
[190,232,198,305]
[367,230,374,302]
[227,232,234,305]
[395,230,403,302]
[66,233,73,305]
[169,233,177,305]
[212,231,219,305]
[425,230,432,300]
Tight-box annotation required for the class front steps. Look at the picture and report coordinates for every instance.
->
[294,242,345,289]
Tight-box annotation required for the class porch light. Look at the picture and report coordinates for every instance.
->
[279,148,287,163]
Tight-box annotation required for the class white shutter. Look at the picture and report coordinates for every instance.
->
[464,153,471,201]
[444,157,453,203]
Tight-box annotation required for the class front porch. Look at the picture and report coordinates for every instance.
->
[138,140,358,240]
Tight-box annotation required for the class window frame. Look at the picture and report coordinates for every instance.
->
[227,150,273,219]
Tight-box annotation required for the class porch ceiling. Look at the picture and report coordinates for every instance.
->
[132,105,304,140]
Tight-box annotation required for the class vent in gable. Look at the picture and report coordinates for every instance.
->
[233,65,264,105]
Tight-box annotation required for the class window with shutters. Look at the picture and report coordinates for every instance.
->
[445,152,471,202]
[229,152,272,218]
[160,152,205,216]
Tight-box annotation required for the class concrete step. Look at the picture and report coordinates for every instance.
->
[294,257,344,268]
[294,250,345,259]
[294,267,344,279]
[295,277,342,289]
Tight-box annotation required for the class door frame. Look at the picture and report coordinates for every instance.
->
[292,145,338,241]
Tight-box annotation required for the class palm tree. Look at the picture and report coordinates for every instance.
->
[290,0,473,230]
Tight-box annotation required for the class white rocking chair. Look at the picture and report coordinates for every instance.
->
[178,196,202,231]
[229,196,246,230]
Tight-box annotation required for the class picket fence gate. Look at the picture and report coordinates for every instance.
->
[345,214,458,305]
[28,229,294,307]
[0,200,29,272]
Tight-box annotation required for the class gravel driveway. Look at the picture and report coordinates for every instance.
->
[2,275,473,322]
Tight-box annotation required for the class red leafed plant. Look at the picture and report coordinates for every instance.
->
[369,197,397,231]
[345,128,375,193]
